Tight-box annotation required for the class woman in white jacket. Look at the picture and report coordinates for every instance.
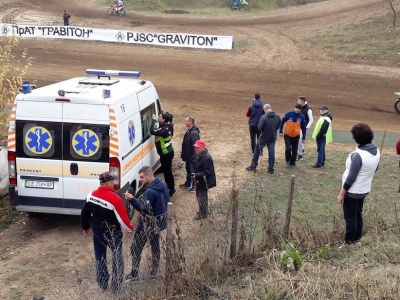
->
[337,123,380,245]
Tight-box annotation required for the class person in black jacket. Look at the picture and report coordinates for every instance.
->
[150,112,176,197]
[180,116,200,191]
[192,140,216,220]
[246,93,264,154]
[81,172,133,292]
[246,104,281,174]
[63,10,70,26]
[123,166,170,282]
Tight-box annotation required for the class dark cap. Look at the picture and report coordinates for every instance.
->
[319,105,329,110]
[295,104,303,109]
[254,93,260,100]
[99,172,115,183]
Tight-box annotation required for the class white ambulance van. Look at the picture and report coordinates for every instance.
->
[7,69,163,218]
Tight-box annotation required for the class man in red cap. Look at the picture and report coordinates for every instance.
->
[81,171,133,292]
[192,140,216,220]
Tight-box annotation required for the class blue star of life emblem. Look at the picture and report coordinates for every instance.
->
[25,126,52,154]
[128,120,135,146]
[72,129,100,157]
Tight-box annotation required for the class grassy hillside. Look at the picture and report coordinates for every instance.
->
[307,13,400,67]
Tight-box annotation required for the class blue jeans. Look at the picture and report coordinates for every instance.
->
[93,230,124,291]
[316,137,326,166]
[253,140,276,173]
[130,228,161,277]
[185,161,195,187]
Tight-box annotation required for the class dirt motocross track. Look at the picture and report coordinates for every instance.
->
[0,0,399,298]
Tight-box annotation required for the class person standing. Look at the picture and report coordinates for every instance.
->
[297,96,313,160]
[151,112,176,197]
[124,166,170,282]
[63,10,70,26]
[180,116,200,192]
[246,93,264,154]
[279,104,306,169]
[311,105,332,168]
[337,123,380,245]
[246,104,281,174]
[192,140,216,220]
[81,172,134,292]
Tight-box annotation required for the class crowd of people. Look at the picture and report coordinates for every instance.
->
[80,112,216,291]
[79,92,396,291]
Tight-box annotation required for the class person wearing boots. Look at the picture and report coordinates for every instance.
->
[150,112,176,197]
[246,93,264,154]
[192,140,216,220]
[246,104,281,174]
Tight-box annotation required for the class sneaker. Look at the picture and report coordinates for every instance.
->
[188,187,196,192]
[311,164,321,168]
[124,274,139,283]
[297,155,303,161]
[268,170,274,175]
[169,190,177,197]
[179,183,190,189]
[285,162,291,168]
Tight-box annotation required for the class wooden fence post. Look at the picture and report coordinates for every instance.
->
[165,202,173,289]
[283,175,296,239]
[380,130,387,154]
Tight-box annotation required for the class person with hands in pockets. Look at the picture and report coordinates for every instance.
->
[81,172,134,292]
[123,166,170,282]
[192,140,216,220]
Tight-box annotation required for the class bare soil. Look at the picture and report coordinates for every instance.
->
[0,0,399,298]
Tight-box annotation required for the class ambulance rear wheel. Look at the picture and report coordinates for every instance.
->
[395,99,400,114]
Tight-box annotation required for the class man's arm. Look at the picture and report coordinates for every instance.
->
[306,109,314,129]
[317,119,329,139]
[301,116,307,140]
[246,107,251,117]
[279,114,287,134]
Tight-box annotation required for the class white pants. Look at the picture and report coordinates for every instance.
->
[297,131,304,155]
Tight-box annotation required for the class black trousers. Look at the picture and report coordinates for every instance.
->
[196,189,208,217]
[284,134,300,165]
[343,195,365,244]
[160,151,175,192]
[249,125,260,154]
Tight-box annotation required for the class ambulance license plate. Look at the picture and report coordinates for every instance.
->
[25,180,54,189]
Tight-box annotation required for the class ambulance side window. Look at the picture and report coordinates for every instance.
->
[63,123,109,162]
[141,104,156,143]
[16,121,61,159]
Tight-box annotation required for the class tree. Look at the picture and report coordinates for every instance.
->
[0,35,33,140]
[381,0,400,27]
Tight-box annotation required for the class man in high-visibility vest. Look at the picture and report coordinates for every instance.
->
[311,105,332,168]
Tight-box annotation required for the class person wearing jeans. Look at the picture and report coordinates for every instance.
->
[311,105,332,168]
[124,166,170,282]
[81,172,133,292]
[246,93,264,154]
[337,123,380,245]
[246,104,281,174]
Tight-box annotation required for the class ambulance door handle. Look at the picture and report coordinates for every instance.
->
[70,163,78,175]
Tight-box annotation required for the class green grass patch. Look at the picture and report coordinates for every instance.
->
[307,13,400,67]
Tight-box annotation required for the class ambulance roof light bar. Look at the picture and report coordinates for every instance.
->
[86,69,141,78]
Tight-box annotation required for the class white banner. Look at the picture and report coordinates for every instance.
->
[0,23,233,50]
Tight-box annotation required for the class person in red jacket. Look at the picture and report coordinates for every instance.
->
[81,172,133,292]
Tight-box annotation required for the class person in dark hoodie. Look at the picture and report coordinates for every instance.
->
[279,104,307,169]
[311,105,332,168]
[246,93,264,154]
[192,140,216,220]
[246,104,281,174]
[151,112,176,197]
[124,166,170,282]
[180,116,200,191]
[337,123,380,245]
